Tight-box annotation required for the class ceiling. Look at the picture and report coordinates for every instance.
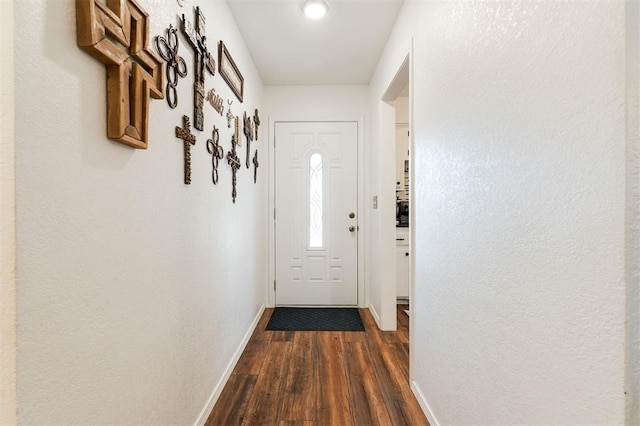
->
[226,0,404,86]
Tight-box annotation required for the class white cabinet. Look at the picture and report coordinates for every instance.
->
[396,229,409,299]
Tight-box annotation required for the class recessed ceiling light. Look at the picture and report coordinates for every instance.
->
[301,0,329,20]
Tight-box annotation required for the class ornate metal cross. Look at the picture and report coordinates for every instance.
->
[253,149,259,184]
[155,24,187,109]
[226,134,242,203]
[243,111,254,169]
[76,0,163,149]
[226,100,234,128]
[253,109,261,140]
[181,6,215,131]
[175,115,197,184]
[206,125,224,185]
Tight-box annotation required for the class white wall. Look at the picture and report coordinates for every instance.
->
[395,96,409,124]
[263,85,369,308]
[626,0,640,422]
[371,0,629,423]
[0,0,17,423]
[14,0,266,423]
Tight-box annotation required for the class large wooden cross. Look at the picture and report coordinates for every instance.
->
[76,0,163,149]
[181,6,215,131]
[176,115,197,184]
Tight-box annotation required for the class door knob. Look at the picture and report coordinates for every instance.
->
[349,212,355,219]
[349,226,356,232]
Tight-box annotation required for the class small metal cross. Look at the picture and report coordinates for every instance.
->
[206,125,224,185]
[226,134,242,203]
[226,100,234,128]
[253,109,260,140]
[175,115,197,184]
[253,149,259,184]
[243,111,254,169]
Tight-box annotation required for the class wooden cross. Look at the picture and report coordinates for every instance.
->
[181,6,215,131]
[243,111,254,169]
[253,149,259,184]
[226,134,242,203]
[253,109,261,140]
[76,0,163,149]
[175,115,197,184]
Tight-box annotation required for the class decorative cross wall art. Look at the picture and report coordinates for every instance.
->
[226,100,234,128]
[175,115,197,184]
[76,0,163,149]
[253,109,261,140]
[226,131,241,203]
[253,149,259,184]
[243,111,254,169]
[206,125,224,185]
[155,24,187,109]
[181,6,215,131]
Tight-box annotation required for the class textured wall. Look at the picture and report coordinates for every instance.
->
[372,0,628,423]
[626,0,640,422]
[14,0,266,423]
[0,0,17,423]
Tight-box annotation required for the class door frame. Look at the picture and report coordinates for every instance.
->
[267,115,366,308]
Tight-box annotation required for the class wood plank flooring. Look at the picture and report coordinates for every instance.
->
[206,305,428,426]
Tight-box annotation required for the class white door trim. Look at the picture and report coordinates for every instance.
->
[267,115,366,308]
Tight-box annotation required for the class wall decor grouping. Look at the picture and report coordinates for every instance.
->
[78,1,260,198]
[181,6,215,131]
[206,88,224,116]
[218,41,244,103]
[206,125,224,185]
[175,115,197,184]
[155,24,187,109]
[76,0,163,149]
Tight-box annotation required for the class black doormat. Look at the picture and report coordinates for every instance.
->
[266,307,365,331]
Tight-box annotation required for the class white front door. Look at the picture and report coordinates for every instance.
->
[275,122,358,306]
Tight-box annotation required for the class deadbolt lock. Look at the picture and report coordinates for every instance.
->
[349,212,355,219]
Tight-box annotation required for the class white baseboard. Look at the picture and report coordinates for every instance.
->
[368,302,382,329]
[194,303,266,426]
[411,380,440,426]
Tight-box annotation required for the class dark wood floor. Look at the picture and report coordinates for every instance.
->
[206,305,429,426]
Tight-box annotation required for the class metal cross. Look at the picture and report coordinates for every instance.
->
[253,109,261,140]
[253,149,259,184]
[226,100,234,128]
[181,6,215,131]
[175,115,197,184]
[243,111,254,169]
[155,24,187,109]
[206,125,224,185]
[226,133,242,203]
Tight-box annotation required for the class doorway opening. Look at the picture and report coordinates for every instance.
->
[382,56,412,317]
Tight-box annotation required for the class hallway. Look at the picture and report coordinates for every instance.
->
[206,306,428,425]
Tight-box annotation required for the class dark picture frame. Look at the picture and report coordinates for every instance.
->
[218,41,244,102]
